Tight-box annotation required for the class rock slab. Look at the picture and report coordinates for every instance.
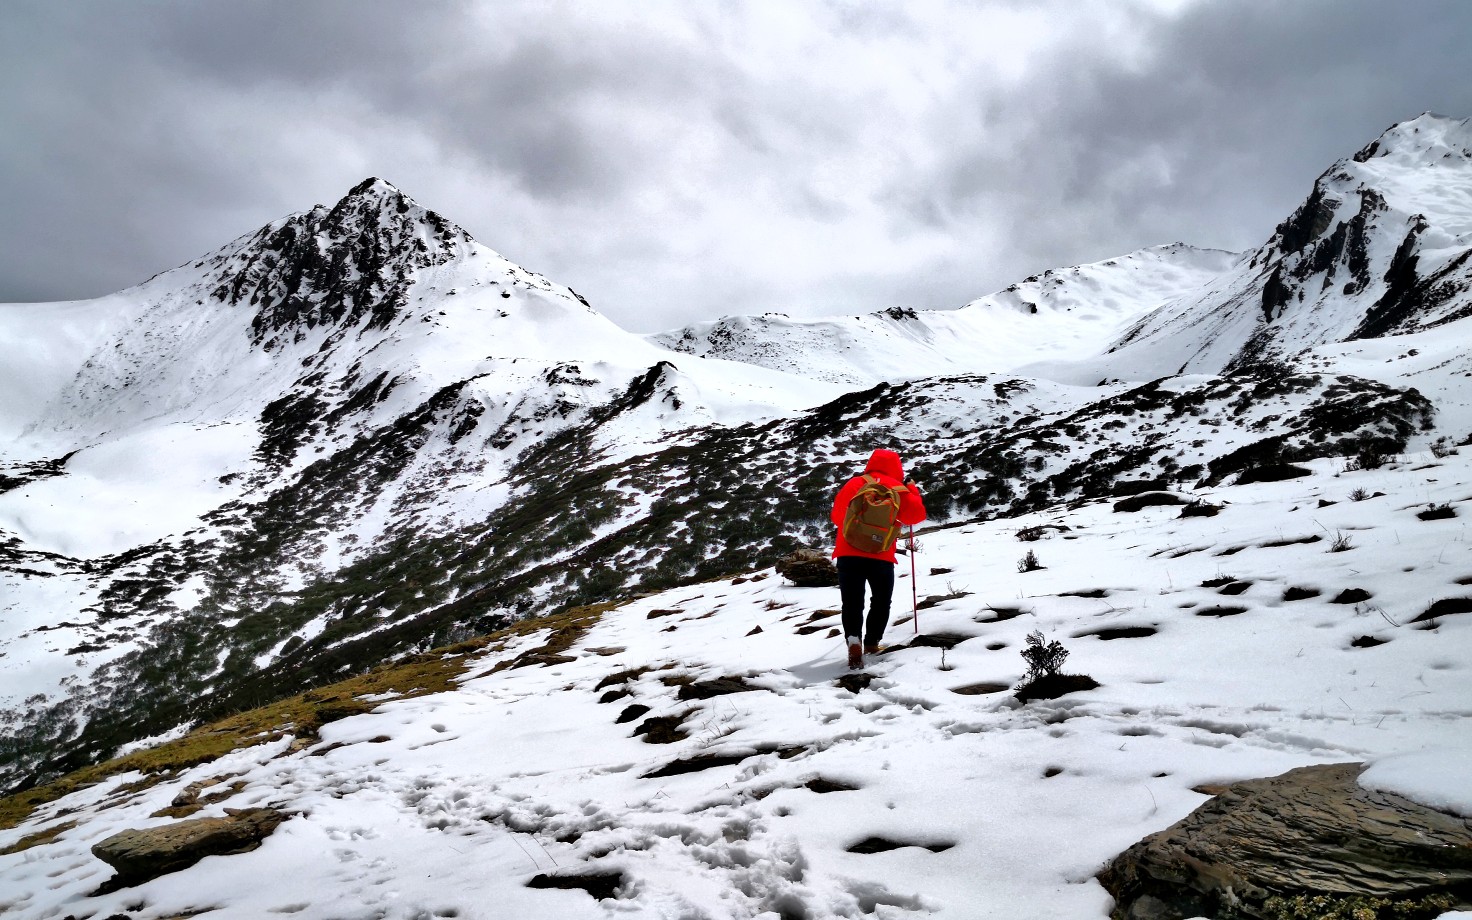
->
[1099,762,1472,920]
[91,807,286,889]
[775,548,838,587]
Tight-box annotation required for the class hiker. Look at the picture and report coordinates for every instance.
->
[831,448,927,669]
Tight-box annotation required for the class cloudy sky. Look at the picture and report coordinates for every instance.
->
[3,1,1470,332]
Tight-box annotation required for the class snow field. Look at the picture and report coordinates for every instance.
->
[4,447,1470,919]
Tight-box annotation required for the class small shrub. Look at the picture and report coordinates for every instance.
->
[1348,487,1370,502]
[1020,630,1067,682]
[1345,445,1387,471]
[1015,526,1044,542]
[1261,891,1455,920]
[1417,502,1455,521]
[1017,549,1043,573]
[1429,436,1456,459]
[1179,499,1221,518]
[1329,531,1354,553]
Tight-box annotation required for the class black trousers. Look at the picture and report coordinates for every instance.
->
[837,555,895,647]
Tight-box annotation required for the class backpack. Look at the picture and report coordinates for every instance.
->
[841,474,908,553]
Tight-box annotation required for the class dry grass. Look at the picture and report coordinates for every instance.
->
[0,601,617,832]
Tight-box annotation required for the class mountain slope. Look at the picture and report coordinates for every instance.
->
[649,244,1240,386]
[2,424,1469,919]
[0,181,846,788]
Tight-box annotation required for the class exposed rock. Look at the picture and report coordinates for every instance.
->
[1114,492,1186,512]
[1099,762,1472,920]
[91,807,287,890]
[774,548,838,587]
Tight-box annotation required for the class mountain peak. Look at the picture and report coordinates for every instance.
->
[1352,113,1472,165]
[204,179,478,348]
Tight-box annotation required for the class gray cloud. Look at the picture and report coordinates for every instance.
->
[2,0,1470,332]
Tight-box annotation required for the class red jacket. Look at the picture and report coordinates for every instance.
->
[831,449,927,562]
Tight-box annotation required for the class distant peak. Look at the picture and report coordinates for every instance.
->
[1354,113,1472,163]
[346,176,402,198]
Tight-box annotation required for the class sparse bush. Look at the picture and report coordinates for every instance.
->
[1262,891,1455,920]
[1417,502,1455,521]
[1344,445,1387,471]
[1348,487,1370,502]
[1014,632,1098,703]
[1179,499,1221,518]
[1329,531,1354,552]
[1020,630,1068,682]
[1015,525,1044,542]
[1429,436,1456,459]
[1017,549,1043,573]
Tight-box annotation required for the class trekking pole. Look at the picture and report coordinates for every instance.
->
[909,525,919,635]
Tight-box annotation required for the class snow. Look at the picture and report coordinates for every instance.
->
[1359,744,1472,818]
[650,244,1240,386]
[4,446,1470,919]
[0,421,257,558]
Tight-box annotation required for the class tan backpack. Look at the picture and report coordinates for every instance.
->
[841,475,907,553]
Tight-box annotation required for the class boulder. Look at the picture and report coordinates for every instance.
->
[774,548,838,587]
[1114,492,1187,513]
[1099,762,1472,920]
[91,807,286,889]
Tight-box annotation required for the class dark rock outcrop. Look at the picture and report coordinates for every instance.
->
[91,807,287,890]
[775,548,838,587]
[1099,762,1472,920]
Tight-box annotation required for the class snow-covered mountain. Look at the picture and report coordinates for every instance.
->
[2,110,1471,836]
[650,243,1239,386]
[1042,113,1472,383]
[0,180,846,788]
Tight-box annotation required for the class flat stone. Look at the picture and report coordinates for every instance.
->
[774,548,838,587]
[1099,762,1472,919]
[91,807,286,889]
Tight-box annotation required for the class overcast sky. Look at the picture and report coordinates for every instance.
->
[3,1,1470,332]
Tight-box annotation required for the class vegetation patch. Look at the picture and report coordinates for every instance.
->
[1417,503,1456,521]
[632,713,691,744]
[950,682,1011,695]
[676,677,756,701]
[1261,892,1456,920]
[1261,535,1322,548]
[1074,626,1157,641]
[908,633,975,650]
[980,607,1026,623]
[1113,492,1185,512]
[1236,464,1314,484]
[916,591,972,610]
[1283,586,1321,601]
[1409,597,1472,624]
[1179,500,1222,518]
[527,871,625,901]
[846,836,954,854]
[1195,606,1249,618]
[0,819,76,855]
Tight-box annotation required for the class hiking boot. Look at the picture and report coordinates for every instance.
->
[864,643,882,656]
[847,642,863,670]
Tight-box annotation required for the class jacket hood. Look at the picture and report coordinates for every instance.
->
[864,449,904,481]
